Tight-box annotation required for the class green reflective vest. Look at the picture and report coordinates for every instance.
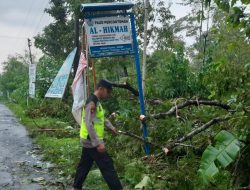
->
[80,102,105,140]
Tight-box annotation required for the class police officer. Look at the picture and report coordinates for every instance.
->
[72,79,122,190]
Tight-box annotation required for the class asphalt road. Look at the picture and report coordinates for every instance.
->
[0,103,64,190]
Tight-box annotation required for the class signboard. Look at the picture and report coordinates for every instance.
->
[29,64,36,98]
[85,16,133,57]
[45,48,77,98]
[80,2,150,155]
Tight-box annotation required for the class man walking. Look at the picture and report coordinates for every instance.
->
[72,79,122,190]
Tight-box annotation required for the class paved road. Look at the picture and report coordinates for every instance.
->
[0,103,63,190]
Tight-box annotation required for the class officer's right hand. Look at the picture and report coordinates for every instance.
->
[97,144,106,153]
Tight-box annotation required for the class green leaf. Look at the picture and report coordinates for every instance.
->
[216,0,230,12]
[246,27,250,37]
[241,0,250,4]
[231,0,237,6]
[198,130,244,184]
[229,7,244,27]
[205,0,212,7]
[135,176,151,189]
[208,90,216,99]
[227,95,237,105]
[244,62,250,69]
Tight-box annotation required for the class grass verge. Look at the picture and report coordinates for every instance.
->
[4,102,111,189]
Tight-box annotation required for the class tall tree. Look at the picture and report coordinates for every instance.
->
[34,0,74,59]
[142,0,149,92]
[34,0,117,59]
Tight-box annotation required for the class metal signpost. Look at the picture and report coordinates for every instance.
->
[80,2,150,155]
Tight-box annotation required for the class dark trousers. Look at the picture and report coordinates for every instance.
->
[73,147,122,190]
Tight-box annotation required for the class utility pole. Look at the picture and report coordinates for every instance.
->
[27,38,32,106]
[27,38,33,65]
[142,0,149,92]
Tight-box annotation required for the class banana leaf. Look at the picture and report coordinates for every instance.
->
[198,130,244,184]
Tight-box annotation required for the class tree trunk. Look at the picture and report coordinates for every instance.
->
[142,0,149,92]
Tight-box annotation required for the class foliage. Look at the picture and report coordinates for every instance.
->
[36,136,81,180]
[1,0,250,189]
[198,130,244,185]
[34,0,116,59]
[25,99,75,123]
[35,55,63,98]
[146,46,194,99]
[133,0,176,49]
[207,0,250,38]
[0,55,28,105]
[34,0,74,59]
[134,175,150,189]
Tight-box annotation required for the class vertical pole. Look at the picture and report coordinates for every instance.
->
[82,27,88,100]
[130,13,150,155]
[142,0,149,91]
[85,34,90,97]
[27,38,33,65]
[91,59,97,89]
[27,38,32,105]
[73,13,80,77]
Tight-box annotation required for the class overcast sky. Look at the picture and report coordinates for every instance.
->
[0,0,52,72]
[0,0,191,73]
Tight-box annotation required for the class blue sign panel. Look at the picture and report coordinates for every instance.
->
[85,16,134,58]
[90,44,133,57]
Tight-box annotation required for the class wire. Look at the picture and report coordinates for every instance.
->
[15,0,35,47]
[17,0,51,54]
[33,0,50,35]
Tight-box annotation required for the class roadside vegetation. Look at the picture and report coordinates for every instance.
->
[0,0,249,189]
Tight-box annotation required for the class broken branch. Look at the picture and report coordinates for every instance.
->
[163,114,231,152]
[112,82,139,96]
[118,130,162,148]
[149,100,232,120]
[118,131,196,150]
[118,114,231,156]
[34,128,76,132]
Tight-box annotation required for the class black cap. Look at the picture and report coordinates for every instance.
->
[97,79,113,90]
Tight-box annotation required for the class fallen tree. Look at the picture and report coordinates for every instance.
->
[116,99,234,156]
[119,114,231,155]
[147,99,234,120]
